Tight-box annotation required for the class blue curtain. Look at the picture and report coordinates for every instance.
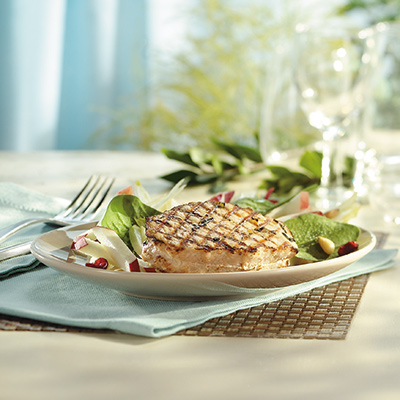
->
[0,0,148,151]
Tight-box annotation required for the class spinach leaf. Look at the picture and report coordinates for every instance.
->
[101,195,160,251]
[285,213,361,262]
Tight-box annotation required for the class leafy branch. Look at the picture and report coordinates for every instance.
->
[161,137,317,194]
[161,138,264,193]
[161,137,356,195]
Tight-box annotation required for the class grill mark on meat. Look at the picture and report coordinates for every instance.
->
[142,200,298,273]
[153,202,246,253]
[190,202,249,252]
[149,201,209,251]
[146,201,295,254]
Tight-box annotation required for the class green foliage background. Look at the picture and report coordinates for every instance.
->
[92,0,400,152]
[92,0,325,151]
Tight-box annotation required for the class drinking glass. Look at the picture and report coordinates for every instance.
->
[367,155,400,225]
[361,22,400,224]
[293,24,377,210]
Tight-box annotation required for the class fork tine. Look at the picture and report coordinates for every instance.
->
[60,175,99,218]
[67,175,105,218]
[0,175,114,245]
[75,176,115,220]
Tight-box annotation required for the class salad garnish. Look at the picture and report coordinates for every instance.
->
[69,180,362,272]
[284,213,360,262]
[100,195,160,256]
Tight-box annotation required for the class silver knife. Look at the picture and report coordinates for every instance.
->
[0,241,32,261]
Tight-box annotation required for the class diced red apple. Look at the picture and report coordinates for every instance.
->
[129,259,141,272]
[338,241,359,256]
[72,226,138,272]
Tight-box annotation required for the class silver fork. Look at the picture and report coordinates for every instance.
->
[0,175,115,245]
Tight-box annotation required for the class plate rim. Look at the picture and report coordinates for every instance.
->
[30,221,376,279]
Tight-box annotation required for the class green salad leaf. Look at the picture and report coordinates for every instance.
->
[101,195,161,252]
[234,185,317,215]
[285,213,361,262]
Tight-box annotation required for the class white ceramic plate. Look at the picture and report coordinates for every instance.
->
[31,222,376,300]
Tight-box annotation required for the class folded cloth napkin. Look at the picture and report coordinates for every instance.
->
[0,183,398,338]
[0,183,65,277]
[0,249,397,337]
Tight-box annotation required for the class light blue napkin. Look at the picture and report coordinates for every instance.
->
[0,249,397,337]
[0,183,65,277]
[0,183,398,337]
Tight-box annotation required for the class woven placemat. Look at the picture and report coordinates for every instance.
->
[0,274,369,339]
[175,274,369,339]
[0,232,388,340]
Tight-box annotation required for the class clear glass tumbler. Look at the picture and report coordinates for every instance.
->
[367,155,400,225]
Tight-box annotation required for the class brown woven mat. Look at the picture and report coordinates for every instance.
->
[0,274,369,339]
[0,232,388,340]
[175,274,369,339]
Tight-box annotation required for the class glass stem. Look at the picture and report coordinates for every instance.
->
[320,133,342,190]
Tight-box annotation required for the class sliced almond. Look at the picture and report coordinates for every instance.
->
[318,236,335,255]
[324,208,339,219]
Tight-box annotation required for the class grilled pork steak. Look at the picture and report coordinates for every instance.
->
[141,201,298,273]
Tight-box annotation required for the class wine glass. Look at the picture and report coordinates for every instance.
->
[293,24,377,210]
